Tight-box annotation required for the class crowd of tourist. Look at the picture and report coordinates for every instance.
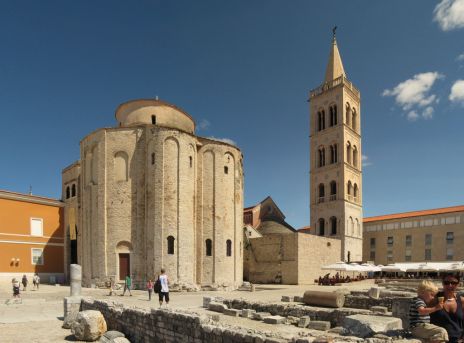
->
[315,272,367,285]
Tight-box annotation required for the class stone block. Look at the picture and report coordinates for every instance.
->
[368,287,380,299]
[371,306,388,314]
[307,321,331,331]
[263,315,286,324]
[298,316,311,328]
[344,314,402,338]
[281,296,292,302]
[102,330,125,340]
[71,310,107,341]
[224,308,241,317]
[303,290,345,308]
[392,297,412,329]
[203,296,215,308]
[63,296,83,329]
[210,314,220,322]
[312,337,334,343]
[208,301,228,313]
[241,309,256,318]
[253,312,272,320]
[294,296,304,303]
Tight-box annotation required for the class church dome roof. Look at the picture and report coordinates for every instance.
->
[115,99,196,134]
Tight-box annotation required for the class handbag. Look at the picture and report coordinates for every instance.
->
[154,278,162,294]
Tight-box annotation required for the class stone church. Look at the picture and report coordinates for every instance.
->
[62,99,244,288]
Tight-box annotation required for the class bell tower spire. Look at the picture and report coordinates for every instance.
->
[324,26,346,83]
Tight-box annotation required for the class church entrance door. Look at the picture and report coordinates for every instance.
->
[119,253,130,281]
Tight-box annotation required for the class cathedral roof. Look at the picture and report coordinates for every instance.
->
[324,36,346,83]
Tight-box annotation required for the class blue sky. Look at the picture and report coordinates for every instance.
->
[1,0,463,229]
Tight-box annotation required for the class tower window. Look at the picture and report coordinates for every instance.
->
[330,181,337,200]
[318,218,325,236]
[346,142,352,164]
[66,186,70,199]
[346,103,351,126]
[318,147,326,167]
[71,184,76,197]
[167,236,175,255]
[224,166,228,174]
[206,239,212,256]
[353,183,358,201]
[352,109,357,131]
[330,144,338,163]
[151,115,156,125]
[226,239,232,257]
[353,146,358,168]
[329,105,338,126]
[317,110,326,131]
[151,153,155,165]
[189,156,193,168]
[318,183,325,203]
[330,217,337,235]
[347,181,352,198]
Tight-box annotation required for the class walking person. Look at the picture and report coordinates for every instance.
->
[158,268,169,308]
[146,279,154,301]
[12,278,20,298]
[21,274,28,291]
[121,274,132,296]
[33,273,40,290]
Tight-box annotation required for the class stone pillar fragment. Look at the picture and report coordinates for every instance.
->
[71,264,82,296]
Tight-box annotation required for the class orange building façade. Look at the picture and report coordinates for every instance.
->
[0,190,65,282]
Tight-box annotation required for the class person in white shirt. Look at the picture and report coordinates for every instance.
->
[158,268,169,308]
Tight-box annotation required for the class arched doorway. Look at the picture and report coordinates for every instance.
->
[116,241,132,281]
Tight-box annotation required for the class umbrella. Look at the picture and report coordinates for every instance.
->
[322,261,358,271]
[361,263,382,272]
[381,264,407,272]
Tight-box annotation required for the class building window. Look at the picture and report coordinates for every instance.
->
[425,234,432,246]
[330,217,337,235]
[224,166,228,174]
[353,146,358,168]
[31,248,44,265]
[446,247,453,260]
[167,236,175,255]
[206,239,212,256]
[369,250,375,260]
[329,105,338,126]
[405,235,412,247]
[66,186,70,199]
[446,232,454,244]
[151,115,156,124]
[425,249,432,261]
[318,183,325,203]
[317,110,326,131]
[387,251,393,262]
[226,239,232,257]
[330,144,338,164]
[189,156,193,168]
[387,236,393,247]
[30,218,43,237]
[353,184,358,202]
[352,108,357,131]
[329,181,337,200]
[114,151,129,182]
[151,153,155,165]
[370,237,376,249]
[346,142,352,164]
[318,147,326,167]
[346,103,351,126]
[318,218,325,236]
[71,184,76,197]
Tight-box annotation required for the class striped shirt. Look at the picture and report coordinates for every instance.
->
[409,297,429,327]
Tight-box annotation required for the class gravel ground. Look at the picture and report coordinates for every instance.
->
[0,280,375,342]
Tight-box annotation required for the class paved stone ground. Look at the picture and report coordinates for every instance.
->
[0,280,375,342]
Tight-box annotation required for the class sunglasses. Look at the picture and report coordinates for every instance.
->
[443,281,459,286]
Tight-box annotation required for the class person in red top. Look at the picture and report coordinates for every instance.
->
[146,279,154,301]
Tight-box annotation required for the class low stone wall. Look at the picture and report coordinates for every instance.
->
[222,299,371,327]
[344,295,394,310]
[81,298,292,342]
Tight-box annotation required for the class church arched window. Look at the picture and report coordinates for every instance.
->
[318,146,326,167]
[317,110,326,132]
[329,105,338,126]
[346,142,352,165]
[353,145,358,168]
[318,183,325,202]
[330,181,337,200]
[66,186,70,199]
[330,217,337,235]
[167,236,175,255]
[352,108,357,131]
[206,239,212,256]
[347,181,353,199]
[354,183,359,201]
[318,218,325,236]
[345,103,351,126]
[151,153,155,165]
[226,239,232,257]
[71,184,76,197]
[330,144,338,163]
[355,218,360,236]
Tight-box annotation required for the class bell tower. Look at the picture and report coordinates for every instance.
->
[309,30,363,262]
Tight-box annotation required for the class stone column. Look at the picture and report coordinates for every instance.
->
[70,264,82,296]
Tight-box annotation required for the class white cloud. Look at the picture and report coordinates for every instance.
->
[362,154,372,167]
[382,72,443,121]
[206,136,237,146]
[449,79,464,103]
[197,119,210,131]
[422,106,434,119]
[407,111,419,122]
[434,0,464,31]
[456,53,464,61]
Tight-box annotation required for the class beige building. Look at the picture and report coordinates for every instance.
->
[308,33,363,262]
[363,205,464,265]
[62,99,244,288]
